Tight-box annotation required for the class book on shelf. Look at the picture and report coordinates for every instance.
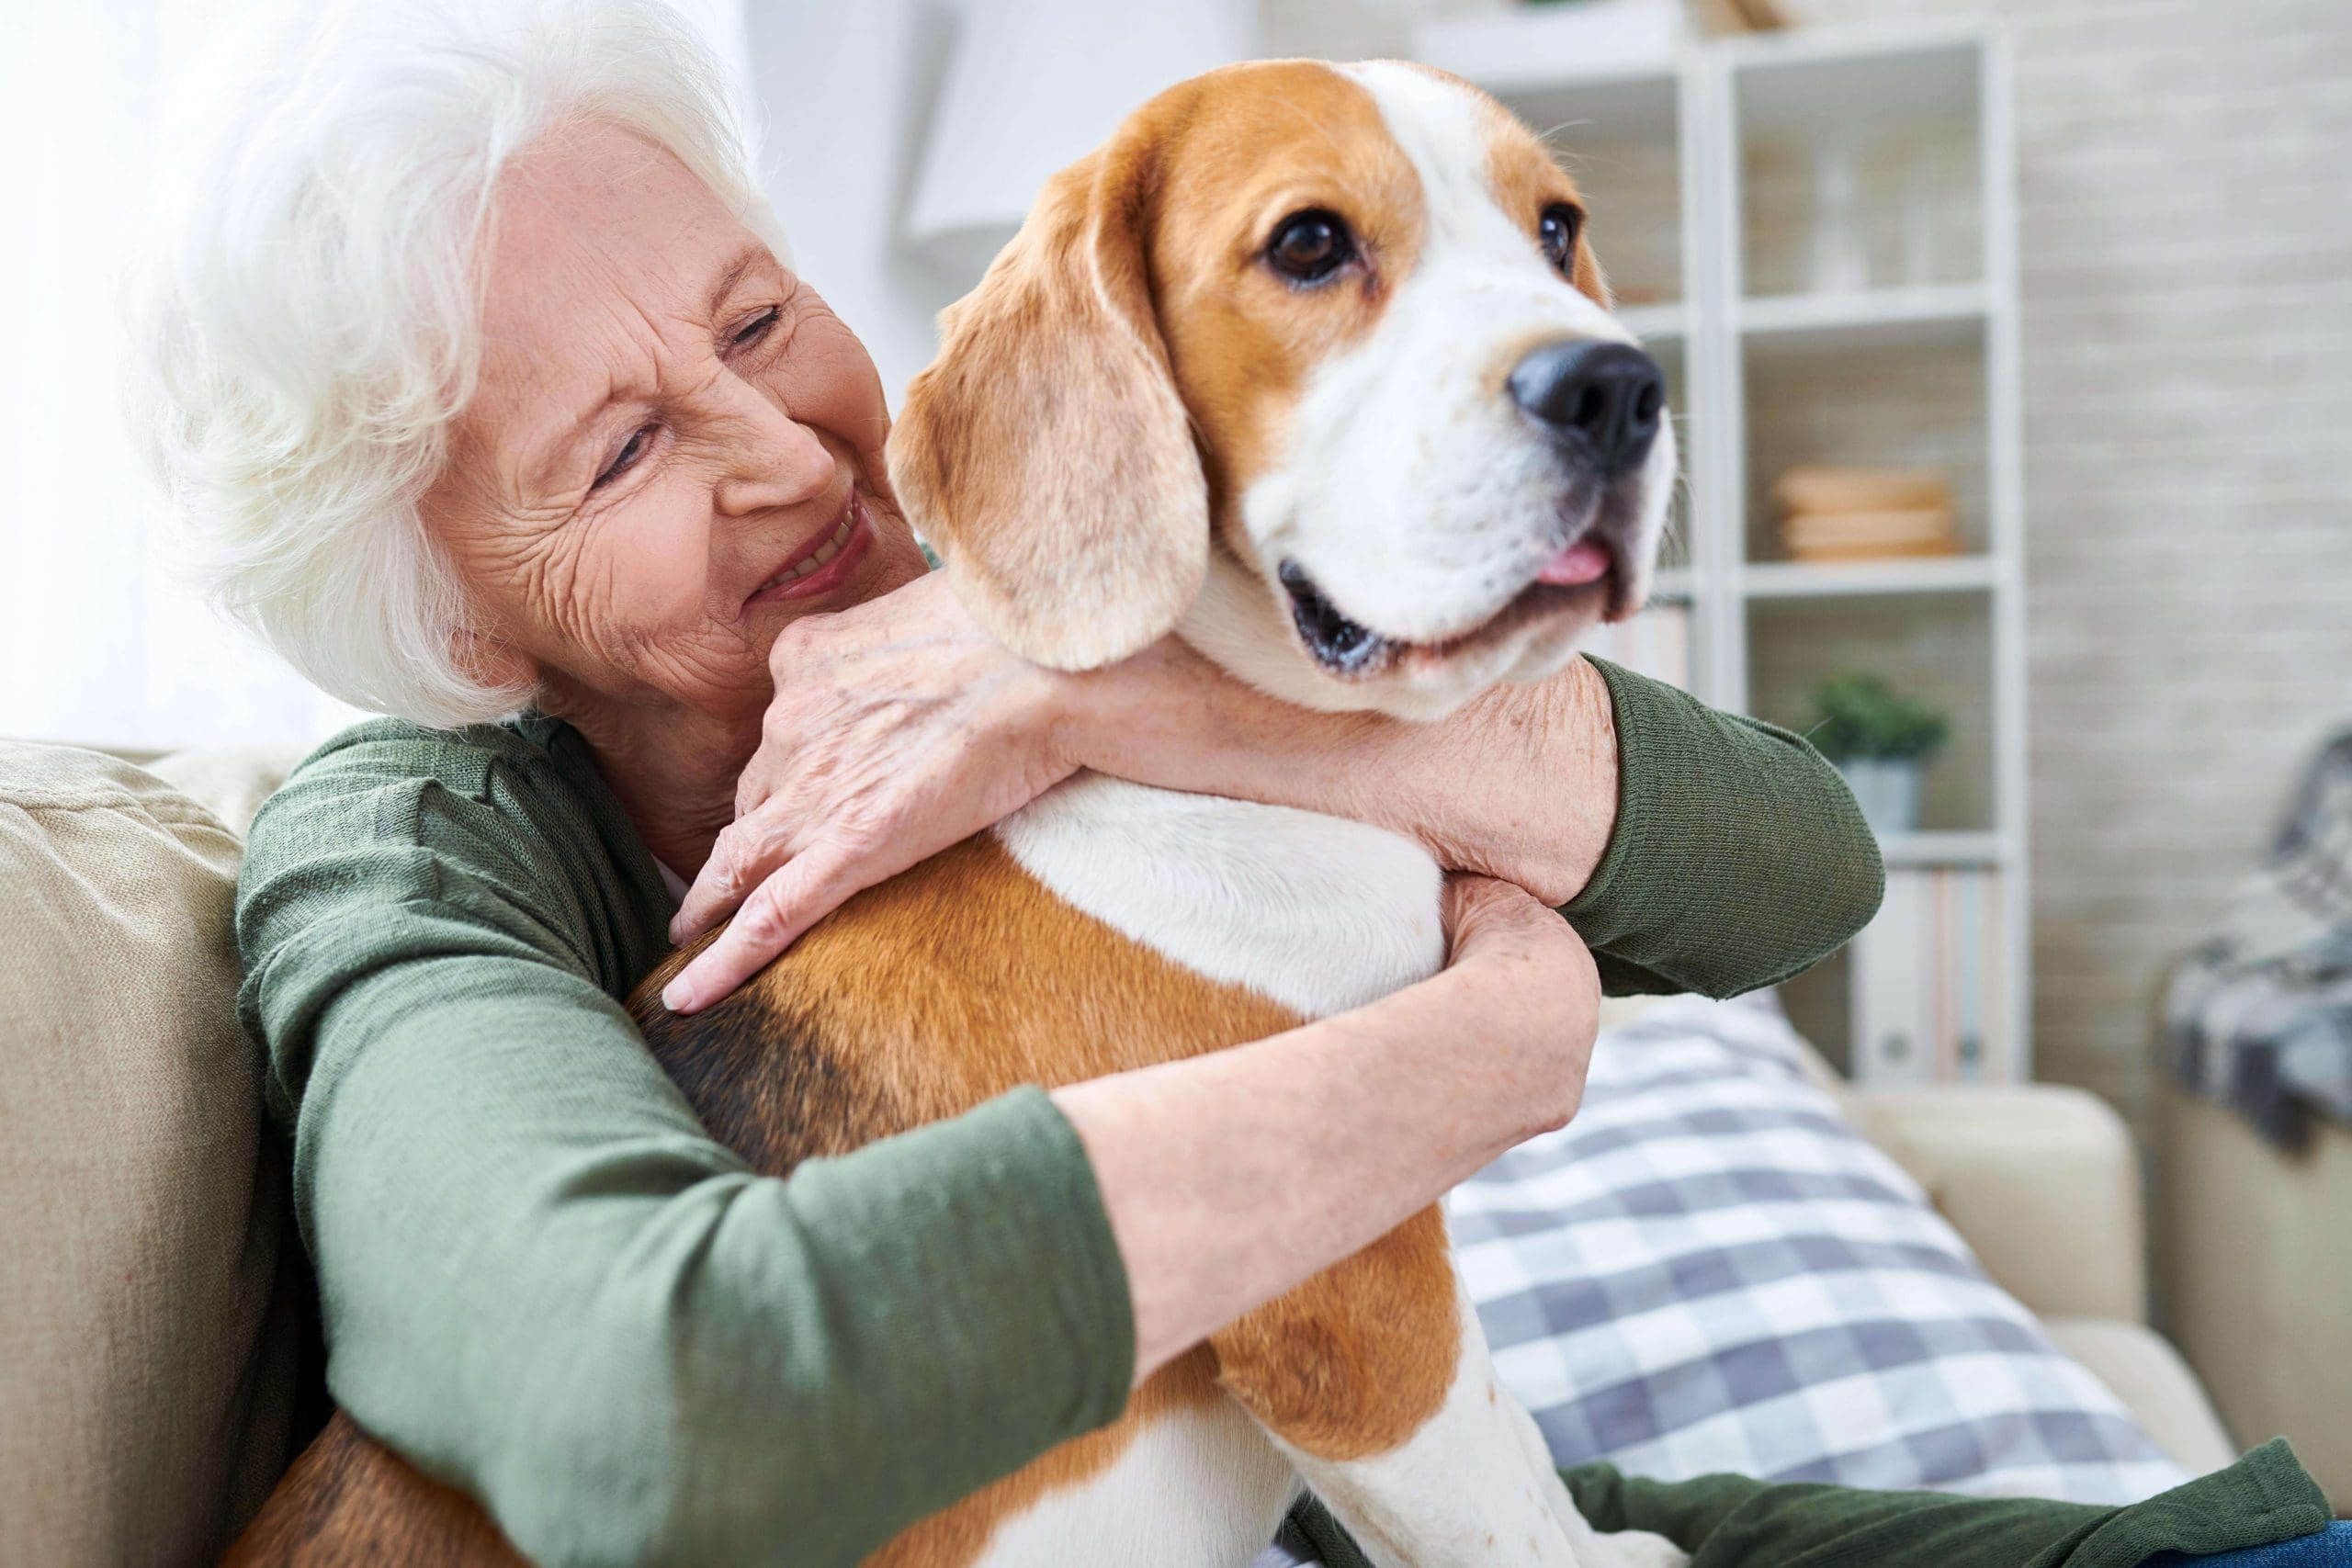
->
[1849,865,2009,1085]
[1780,508,1959,561]
[1772,465,1960,564]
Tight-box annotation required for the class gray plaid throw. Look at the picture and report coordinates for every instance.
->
[2165,725,2352,1148]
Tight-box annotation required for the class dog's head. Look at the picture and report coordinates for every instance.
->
[889,59,1675,718]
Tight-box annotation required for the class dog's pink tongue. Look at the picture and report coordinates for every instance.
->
[1536,539,1612,586]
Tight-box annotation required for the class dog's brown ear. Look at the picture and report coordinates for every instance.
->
[888,126,1205,671]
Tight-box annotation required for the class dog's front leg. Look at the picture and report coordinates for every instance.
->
[1210,1205,1686,1568]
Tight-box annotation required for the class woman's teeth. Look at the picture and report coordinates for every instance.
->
[761,508,857,592]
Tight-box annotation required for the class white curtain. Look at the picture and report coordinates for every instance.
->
[0,0,751,752]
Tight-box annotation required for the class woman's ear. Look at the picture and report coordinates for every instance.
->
[888,126,1207,671]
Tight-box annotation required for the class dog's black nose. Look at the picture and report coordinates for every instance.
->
[1508,341,1667,476]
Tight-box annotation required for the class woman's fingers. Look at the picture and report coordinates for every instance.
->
[1442,873,1561,961]
[662,840,868,1014]
[671,816,796,944]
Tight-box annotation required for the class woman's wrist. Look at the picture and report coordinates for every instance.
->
[1393,656,1620,906]
[1052,636,1332,800]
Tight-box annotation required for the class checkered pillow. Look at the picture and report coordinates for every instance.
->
[1450,994,2188,1506]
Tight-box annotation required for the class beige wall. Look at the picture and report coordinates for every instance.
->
[1272,0,2352,1151]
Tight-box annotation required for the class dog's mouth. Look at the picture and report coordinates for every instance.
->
[1280,530,1636,679]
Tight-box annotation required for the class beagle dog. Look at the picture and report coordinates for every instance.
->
[230,58,1680,1568]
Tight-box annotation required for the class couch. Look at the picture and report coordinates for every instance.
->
[0,741,2255,1565]
[2162,1089,2352,1507]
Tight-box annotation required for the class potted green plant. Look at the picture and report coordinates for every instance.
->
[1805,671,1950,834]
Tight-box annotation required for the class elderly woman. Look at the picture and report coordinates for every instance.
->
[137,6,2327,1568]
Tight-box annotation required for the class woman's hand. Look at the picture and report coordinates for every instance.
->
[1427,874,1602,1139]
[662,571,1082,1012]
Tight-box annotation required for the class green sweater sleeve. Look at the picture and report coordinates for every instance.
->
[1565,659,1885,999]
[1553,1440,2335,1568]
[1283,1439,2334,1568]
[236,720,1133,1568]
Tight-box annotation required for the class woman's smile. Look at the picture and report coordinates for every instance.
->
[745,489,878,614]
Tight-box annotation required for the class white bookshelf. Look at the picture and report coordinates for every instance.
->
[1614,302,1689,340]
[1413,17,2031,1083]
[1737,281,1987,341]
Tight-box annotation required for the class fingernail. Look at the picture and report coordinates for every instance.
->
[662,979,694,1013]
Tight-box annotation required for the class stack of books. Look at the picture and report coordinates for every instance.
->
[1773,466,1959,562]
[1849,867,2010,1085]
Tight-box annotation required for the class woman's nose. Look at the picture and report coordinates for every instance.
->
[711,387,835,518]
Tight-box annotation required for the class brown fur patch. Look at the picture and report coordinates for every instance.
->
[1209,1205,1460,1461]
[1476,90,1611,307]
[635,835,1306,1122]
[222,1413,526,1567]
[634,932,901,1174]
[1145,62,1427,557]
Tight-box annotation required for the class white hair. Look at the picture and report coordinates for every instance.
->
[133,0,779,728]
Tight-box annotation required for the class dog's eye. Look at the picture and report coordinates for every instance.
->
[1539,204,1583,276]
[1266,209,1356,285]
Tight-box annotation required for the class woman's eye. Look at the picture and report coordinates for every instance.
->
[1539,204,1583,276]
[729,306,780,350]
[593,424,654,491]
[1266,209,1356,285]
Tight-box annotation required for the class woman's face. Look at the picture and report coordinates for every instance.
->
[427,119,928,726]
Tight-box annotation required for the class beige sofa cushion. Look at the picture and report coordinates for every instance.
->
[146,746,305,840]
[1841,1083,2147,1325]
[0,744,300,1567]
[2163,1087,2352,1509]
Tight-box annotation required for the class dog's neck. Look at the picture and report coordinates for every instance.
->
[994,775,1445,1020]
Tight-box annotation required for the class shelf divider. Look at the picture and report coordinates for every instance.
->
[1741,556,1998,599]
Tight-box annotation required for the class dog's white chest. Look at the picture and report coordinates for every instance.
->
[993,775,1446,1020]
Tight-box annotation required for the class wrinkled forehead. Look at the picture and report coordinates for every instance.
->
[1146,60,1587,288]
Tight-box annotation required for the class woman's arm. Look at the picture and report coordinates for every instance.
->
[245,723,1598,1565]
[1059,635,1620,908]
[1067,876,1597,1378]
[666,570,1882,1010]
[1066,637,1885,999]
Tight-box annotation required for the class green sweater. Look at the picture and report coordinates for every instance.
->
[238,660,1887,1566]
